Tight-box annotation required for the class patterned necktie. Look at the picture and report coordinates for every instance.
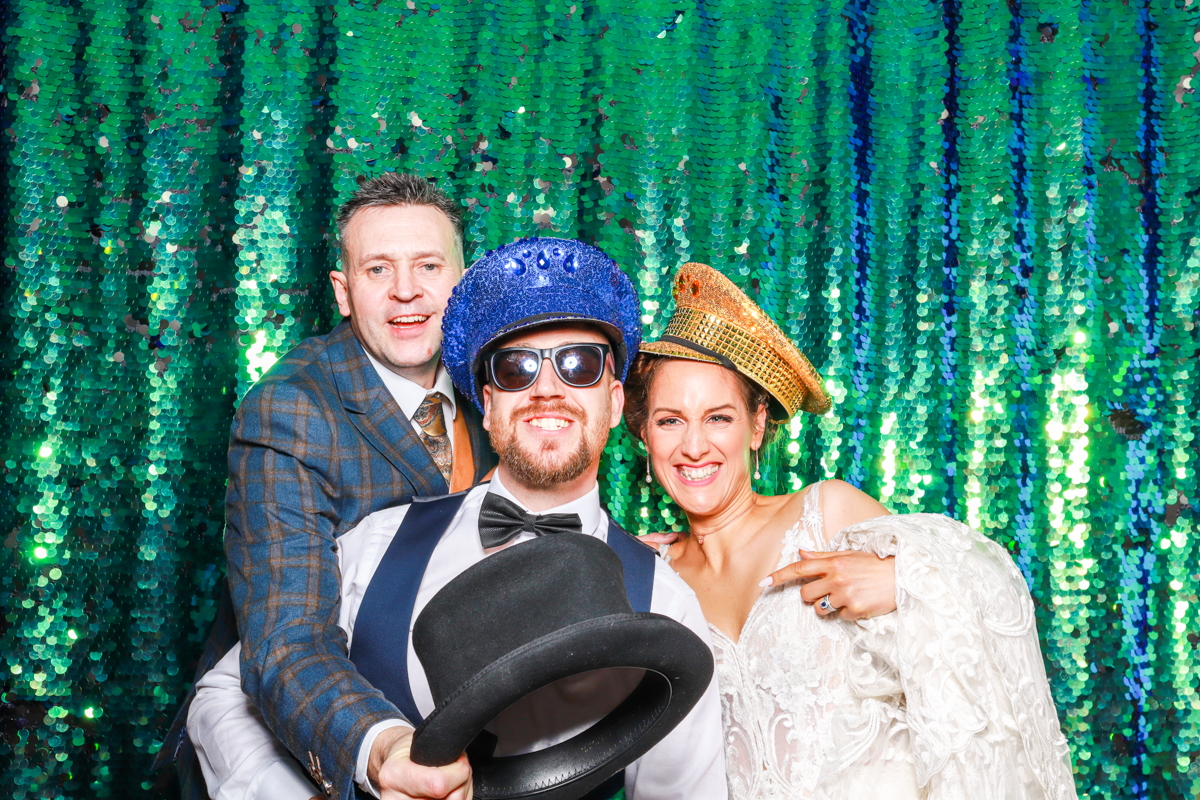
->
[477,493,584,549]
[413,393,452,486]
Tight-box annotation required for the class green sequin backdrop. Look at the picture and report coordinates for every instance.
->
[1,0,1198,796]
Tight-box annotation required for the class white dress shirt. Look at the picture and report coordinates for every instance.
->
[362,346,458,447]
[188,475,727,800]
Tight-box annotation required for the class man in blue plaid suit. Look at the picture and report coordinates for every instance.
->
[160,173,496,799]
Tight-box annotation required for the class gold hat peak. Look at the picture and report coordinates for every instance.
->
[640,263,831,420]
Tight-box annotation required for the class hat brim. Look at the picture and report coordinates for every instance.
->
[639,339,798,422]
[409,612,712,800]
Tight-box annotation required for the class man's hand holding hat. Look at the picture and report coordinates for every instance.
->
[370,726,472,800]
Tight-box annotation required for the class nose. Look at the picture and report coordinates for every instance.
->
[389,266,423,303]
[679,420,709,461]
[528,355,566,400]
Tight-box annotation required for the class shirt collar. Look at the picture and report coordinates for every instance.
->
[487,472,605,538]
[361,343,458,423]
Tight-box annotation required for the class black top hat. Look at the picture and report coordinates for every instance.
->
[409,535,714,800]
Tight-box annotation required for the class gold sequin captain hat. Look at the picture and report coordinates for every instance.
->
[640,263,831,420]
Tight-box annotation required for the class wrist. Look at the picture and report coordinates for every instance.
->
[368,726,413,787]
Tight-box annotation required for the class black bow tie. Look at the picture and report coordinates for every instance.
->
[478,492,583,549]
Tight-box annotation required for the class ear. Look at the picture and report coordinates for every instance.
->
[751,403,768,451]
[481,383,493,432]
[608,378,625,430]
[329,270,352,318]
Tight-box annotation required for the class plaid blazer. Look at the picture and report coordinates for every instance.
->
[160,321,494,800]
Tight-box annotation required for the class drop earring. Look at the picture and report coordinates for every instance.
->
[645,456,653,484]
[753,447,761,481]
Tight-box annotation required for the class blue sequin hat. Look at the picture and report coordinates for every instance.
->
[442,237,642,412]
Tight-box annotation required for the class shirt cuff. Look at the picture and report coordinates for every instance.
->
[355,719,414,798]
[238,759,321,800]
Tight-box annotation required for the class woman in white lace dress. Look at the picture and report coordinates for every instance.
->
[625,263,1078,800]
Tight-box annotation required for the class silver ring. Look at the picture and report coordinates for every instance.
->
[818,594,834,612]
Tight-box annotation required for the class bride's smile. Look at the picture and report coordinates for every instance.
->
[676,462,719,484]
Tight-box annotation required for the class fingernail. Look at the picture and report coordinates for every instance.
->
[758,577,773,587]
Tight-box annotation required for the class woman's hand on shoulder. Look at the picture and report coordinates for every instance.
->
[638,531,679,549]
[757,480,896,621]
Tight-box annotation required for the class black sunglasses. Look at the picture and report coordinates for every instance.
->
[485,343,613,392]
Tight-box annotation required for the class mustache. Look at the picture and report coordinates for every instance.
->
[511,399,588,426]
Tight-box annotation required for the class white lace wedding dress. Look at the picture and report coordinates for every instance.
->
[663,481,1077,800]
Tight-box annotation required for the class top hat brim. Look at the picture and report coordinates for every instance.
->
[409,611,712,800]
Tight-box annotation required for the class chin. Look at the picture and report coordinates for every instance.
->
[382,339,438,369]
[663,482,720,517]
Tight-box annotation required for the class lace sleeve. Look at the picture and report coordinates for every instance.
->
[823,513,1078,800]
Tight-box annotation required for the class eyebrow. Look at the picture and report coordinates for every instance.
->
[653,403,737,416]
[357,249,448,264]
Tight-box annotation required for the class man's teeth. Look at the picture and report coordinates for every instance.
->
[528,417,570,431]
[390,315,429,324]
[679,464,718,481]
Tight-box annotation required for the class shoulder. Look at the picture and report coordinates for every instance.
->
[649,558,711,643]
[346,483,488,536]
[232,377,333,451]
[235,328,357,426]
[815,479,890,536]
[603,524,699,604]
[240,324,354,404]
[348,502,414,536]
[338,503,413,564]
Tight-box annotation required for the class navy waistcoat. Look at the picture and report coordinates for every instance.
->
[349,490,657,728]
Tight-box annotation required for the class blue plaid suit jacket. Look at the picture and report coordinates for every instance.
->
[173,321,494,800]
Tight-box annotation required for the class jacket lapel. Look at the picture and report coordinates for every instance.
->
[324,323,448,497]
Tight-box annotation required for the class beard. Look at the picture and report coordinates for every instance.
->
[489,397,609,488]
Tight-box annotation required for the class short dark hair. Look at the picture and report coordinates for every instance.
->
[335,173,465,265]
[623,353,780,449]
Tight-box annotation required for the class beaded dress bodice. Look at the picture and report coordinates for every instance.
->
[724,482,857,798]
[667,482,916,800]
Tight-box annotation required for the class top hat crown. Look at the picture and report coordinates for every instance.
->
[409,534,712,800]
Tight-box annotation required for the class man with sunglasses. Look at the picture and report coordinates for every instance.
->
[187,238,727,800]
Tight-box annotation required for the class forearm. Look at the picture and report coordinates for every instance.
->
[226,403,404,798]
[230,569,405,798]
[833,513,1076,797]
